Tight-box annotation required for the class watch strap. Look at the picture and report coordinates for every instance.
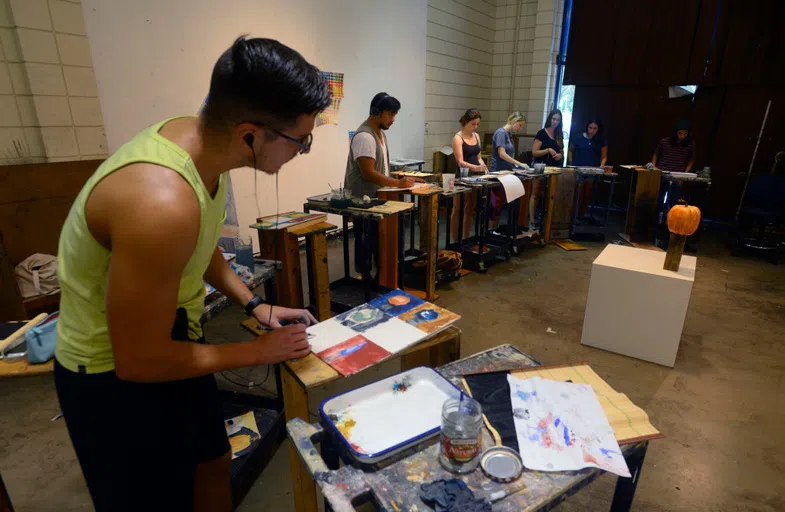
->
[244,295,264,316]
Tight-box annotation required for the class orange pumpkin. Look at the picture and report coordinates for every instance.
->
[667,200,701,236]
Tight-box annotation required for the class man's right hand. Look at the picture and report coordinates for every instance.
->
[253,324,311,364]
[398,177,416,188]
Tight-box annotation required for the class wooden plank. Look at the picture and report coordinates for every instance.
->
[307,232,331,321]
[0,233,24,322]
[280,366,319,512]
[0,197,76,265]
[421,194,438,301]
[0,358,54,380]
[550,169,576,240]
[376,190,401,289]
[0,159,102,204]
[288,221,336,237]
[624,169,661,240]
[542,174,558,242]
[258,229,303,309]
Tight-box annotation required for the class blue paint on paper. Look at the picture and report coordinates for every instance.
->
[554,418,561,427]
[516,390,538,401]
[600,448,619,458]
[563,425,571,446]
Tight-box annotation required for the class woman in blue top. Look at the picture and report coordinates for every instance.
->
[489,112,529,226]
[569,118,608,167]
[569,118,608,216]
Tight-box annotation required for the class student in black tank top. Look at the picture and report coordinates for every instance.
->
[451,109,488,242]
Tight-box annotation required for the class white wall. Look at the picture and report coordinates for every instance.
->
[424,0,496,170]
[0,0,108,166]
[82,0,426,247]
[424,0,564,163]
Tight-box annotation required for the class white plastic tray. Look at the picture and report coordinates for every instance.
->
[320,367,462,464]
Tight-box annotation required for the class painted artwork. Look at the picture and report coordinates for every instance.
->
[507,375,631,477]
[307,290,460,375]
[398,303,461,335]
[318,71,344,125]
[225,411,260,460]
[317,335,391,377]
[368,289,424,317]
[335,306,393,333]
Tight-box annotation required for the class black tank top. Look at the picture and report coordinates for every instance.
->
[461,134,481,166]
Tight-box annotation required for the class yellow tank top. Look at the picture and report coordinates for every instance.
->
[55,118,228,373]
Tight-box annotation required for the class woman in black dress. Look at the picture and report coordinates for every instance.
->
[450,108,488,241]
[528,109,564,231]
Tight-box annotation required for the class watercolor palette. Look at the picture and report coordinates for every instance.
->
[320,367,462,463]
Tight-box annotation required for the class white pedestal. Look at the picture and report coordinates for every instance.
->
[581,244,696,367]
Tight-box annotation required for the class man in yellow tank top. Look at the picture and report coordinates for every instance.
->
[53,37,331,512]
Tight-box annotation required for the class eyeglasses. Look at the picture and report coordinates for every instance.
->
[248,122,313,154]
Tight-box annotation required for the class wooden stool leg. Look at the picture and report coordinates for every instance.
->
[543,174,557,243]
[281,367,318,512]
[307,232,331,320]
[259,230,304,309]
[422,194,438,301]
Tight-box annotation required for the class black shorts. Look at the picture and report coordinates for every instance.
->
[54,357,230,512]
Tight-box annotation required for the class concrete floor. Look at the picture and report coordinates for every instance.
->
[1,230,784,511]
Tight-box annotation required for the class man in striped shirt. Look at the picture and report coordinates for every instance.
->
[652,120,696,172]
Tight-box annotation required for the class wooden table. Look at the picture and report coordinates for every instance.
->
[0,262,277,380]
[619,165,662,242]
[304,201,414,311]
[242,318,461,512]
[287,344,651,512]
[571,169,619,236]
[379,186,442,301]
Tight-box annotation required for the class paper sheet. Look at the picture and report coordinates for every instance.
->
[507,375,631,477]
[497,174,525,201]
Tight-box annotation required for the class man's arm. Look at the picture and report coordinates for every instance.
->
[358,157,407,188]
[203,246,316,326]
[101,164,310,382]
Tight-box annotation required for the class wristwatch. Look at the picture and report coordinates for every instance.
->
[244,295,265,316]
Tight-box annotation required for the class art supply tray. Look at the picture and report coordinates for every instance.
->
[320,366,461,464]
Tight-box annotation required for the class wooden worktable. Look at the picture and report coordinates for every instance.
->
[287,344,651,512]
[241,318,461,512]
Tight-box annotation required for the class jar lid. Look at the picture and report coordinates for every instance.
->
[480,446,523,483]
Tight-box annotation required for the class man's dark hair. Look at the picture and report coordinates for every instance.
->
[369,92,401,116]
[203,36,331,131]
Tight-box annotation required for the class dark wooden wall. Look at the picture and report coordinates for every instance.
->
[564,0,785,218]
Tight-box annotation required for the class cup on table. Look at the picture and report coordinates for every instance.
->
[442,173,456,192]
[604,165,614,173]
[234,234,255,272]
[459,167,469,178]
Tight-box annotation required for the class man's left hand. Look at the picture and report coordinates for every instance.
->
[254,304,318,328]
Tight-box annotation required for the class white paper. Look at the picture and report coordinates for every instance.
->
[507,375,631,477]
[439,145,454,156]
[497,174,525,201]
[306,320,357,353]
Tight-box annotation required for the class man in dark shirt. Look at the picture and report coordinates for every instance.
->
[652,120,695,172]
